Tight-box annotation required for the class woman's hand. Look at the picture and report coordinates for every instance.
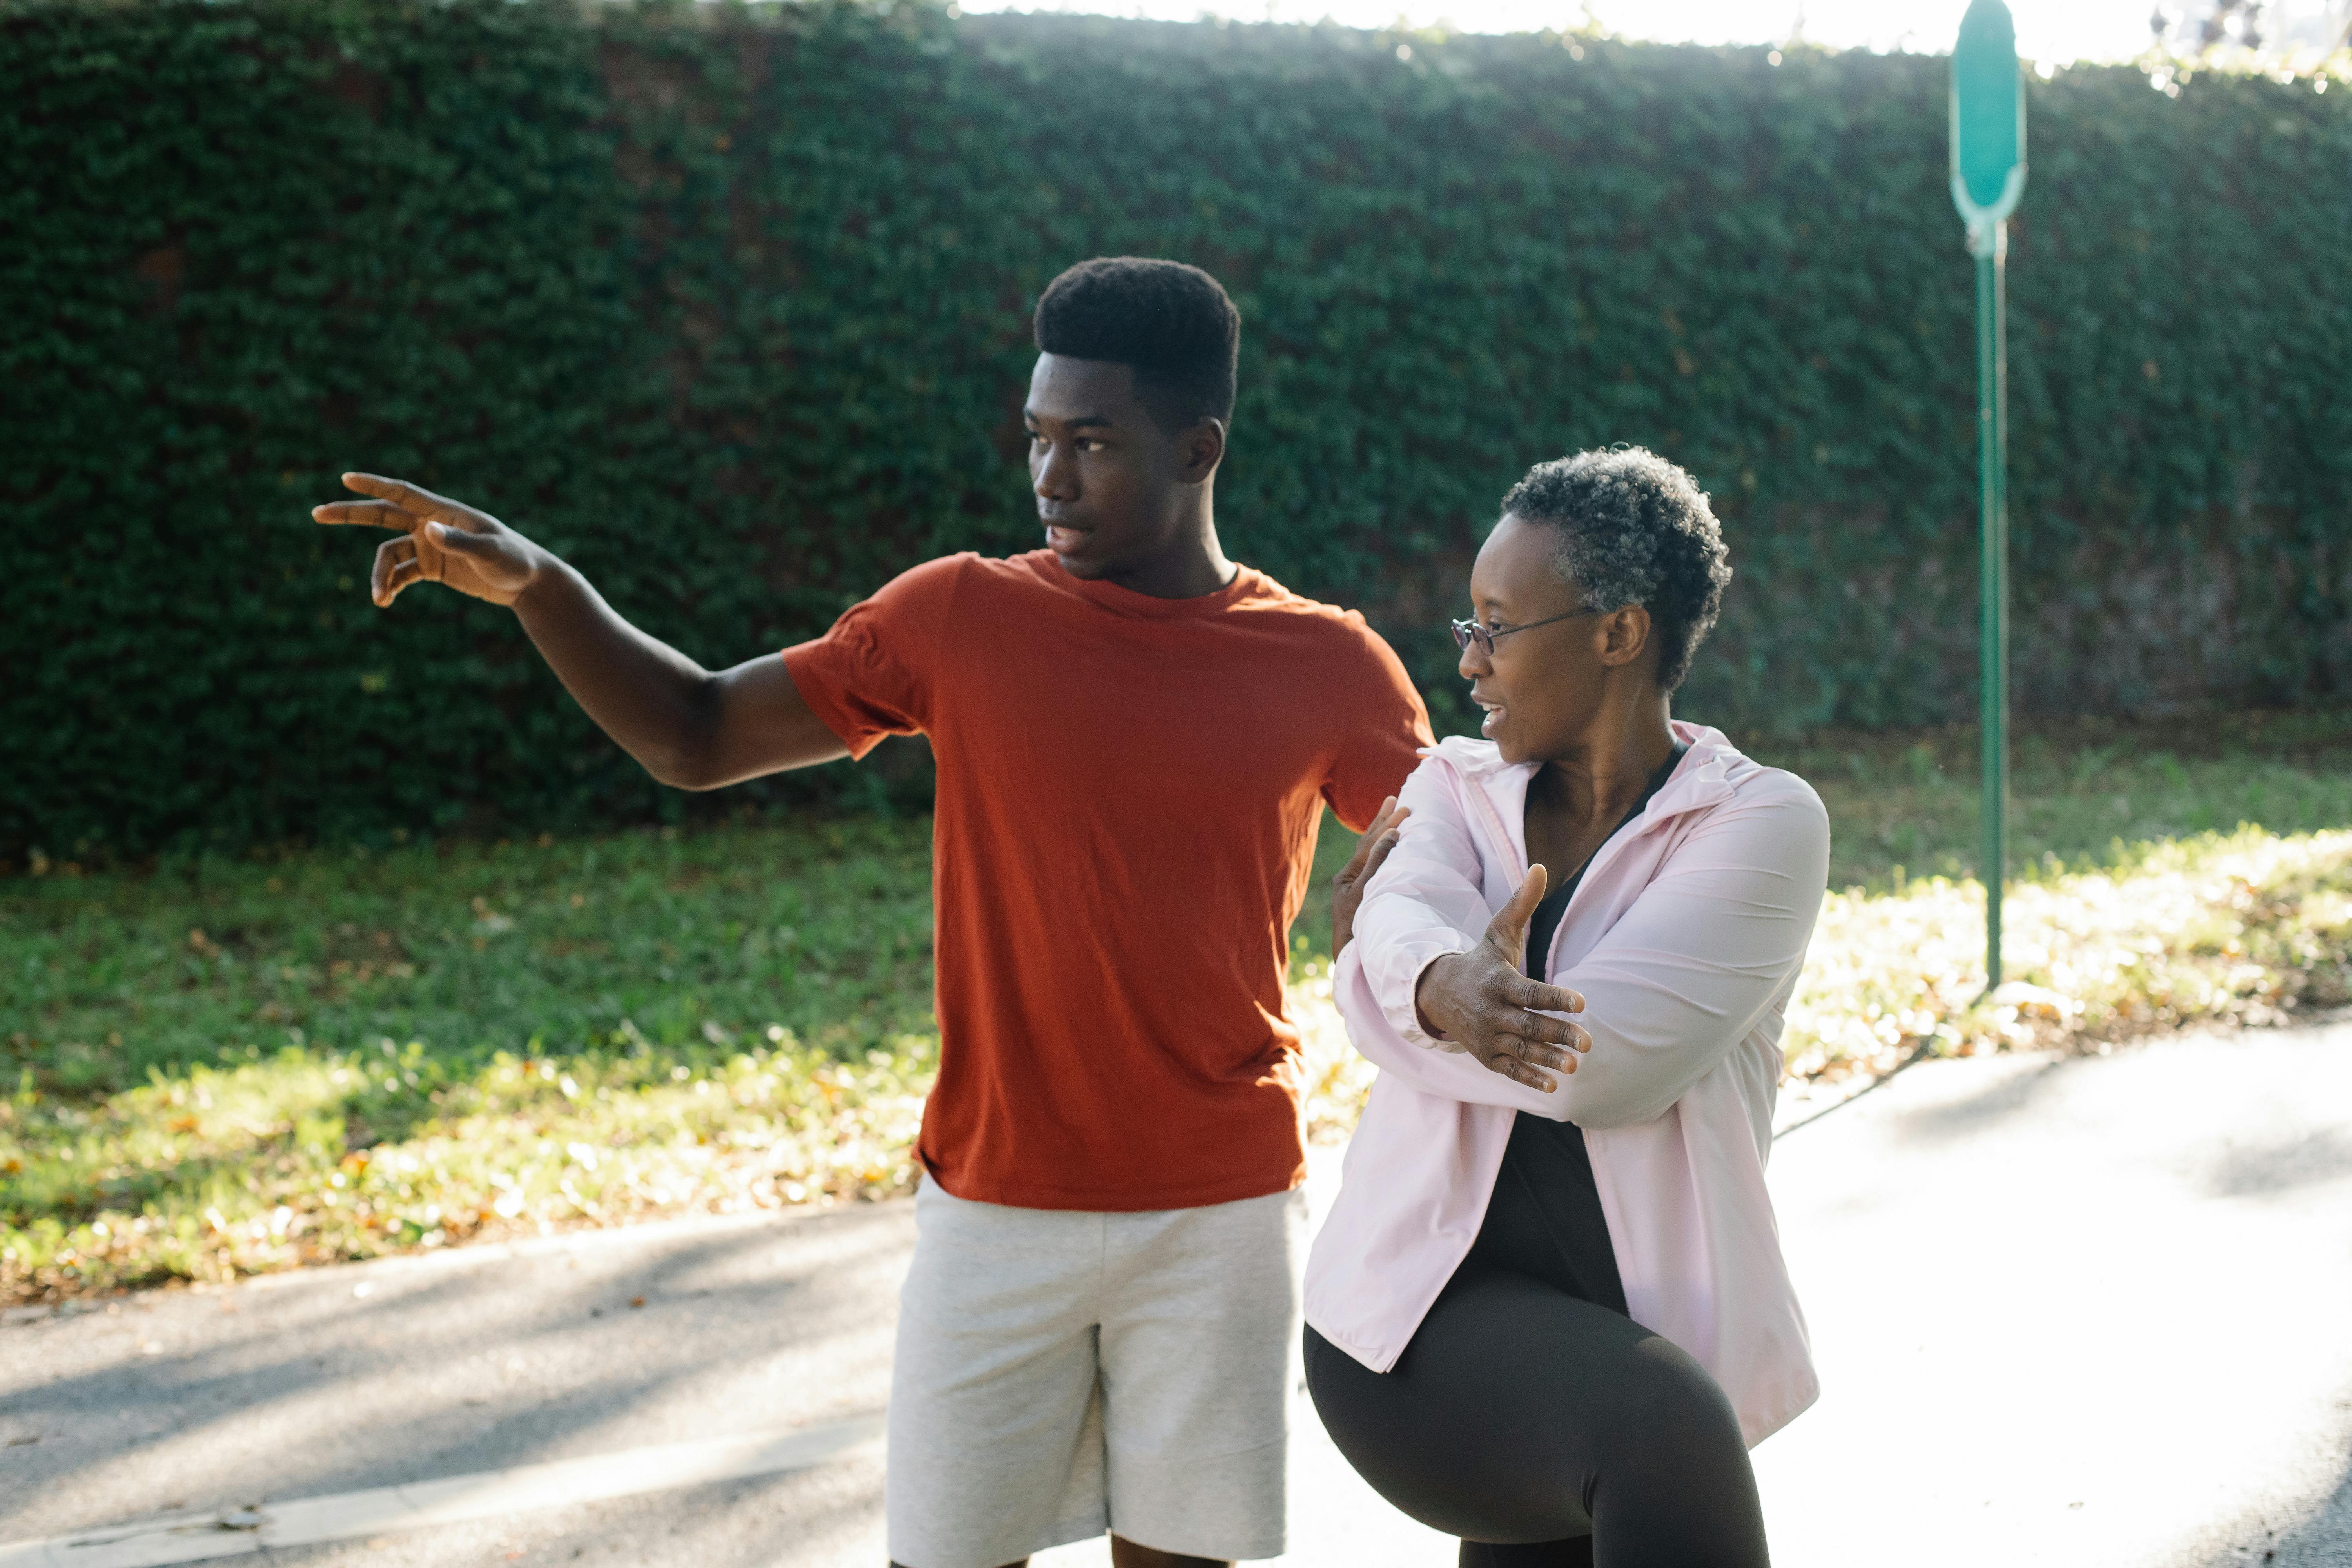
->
[1331,796,1409,955]
[313,473,545,608]
[1412,866,1590,1092]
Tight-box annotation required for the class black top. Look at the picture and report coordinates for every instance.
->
[1521,741,1685,992]
[1452,742,1689,1317]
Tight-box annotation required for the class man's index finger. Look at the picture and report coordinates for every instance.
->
[343,472,461,523]
[313,499,419,532]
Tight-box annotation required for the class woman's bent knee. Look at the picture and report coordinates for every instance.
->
[1604,1334,1748,1467]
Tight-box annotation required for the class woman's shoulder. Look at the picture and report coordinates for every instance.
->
[1729,759,1828,819]
[1414,735,1512,778]
[1677,727,1830,833]
[1377,739,1512,867]
[1397,736,1527,811]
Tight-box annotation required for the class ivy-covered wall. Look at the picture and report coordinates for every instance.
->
[7,0,2348,857]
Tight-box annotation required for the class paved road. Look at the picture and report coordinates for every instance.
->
[4,1018,2348,1568]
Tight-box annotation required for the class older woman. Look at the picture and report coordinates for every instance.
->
[1307,448,1830,1567]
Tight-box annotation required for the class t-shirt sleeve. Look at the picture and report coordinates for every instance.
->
[780,554,965,759]
[1323,621,1435,833]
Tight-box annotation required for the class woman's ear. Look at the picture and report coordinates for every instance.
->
[1596,604,1653,669]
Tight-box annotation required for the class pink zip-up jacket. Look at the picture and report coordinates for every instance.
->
[1303,721,1830,1446]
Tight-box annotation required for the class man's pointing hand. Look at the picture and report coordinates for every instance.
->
[313,473,542,608]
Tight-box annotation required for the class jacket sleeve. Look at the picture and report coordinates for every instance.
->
[1347,755,1486,1054]
[1336,753,1602,1112]
[1337,942,1579,1112]
[1541,779,1829,1128]
[1338,772,1830,1127]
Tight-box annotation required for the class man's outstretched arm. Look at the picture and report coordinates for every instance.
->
[314,472,848,790]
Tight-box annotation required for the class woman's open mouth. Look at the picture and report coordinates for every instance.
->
[1475,698,1506,737]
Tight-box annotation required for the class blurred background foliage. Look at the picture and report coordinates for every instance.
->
[6,0,2350,858]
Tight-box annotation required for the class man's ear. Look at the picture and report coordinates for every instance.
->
[1597,604,1653,669]
[1178,417,1227,485]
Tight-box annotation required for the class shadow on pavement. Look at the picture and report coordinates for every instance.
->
[1886,1055,2069,1145]
[2206,1127,2352,1200]
[2193,1441,2352,1568]
[253,1453,889,1568]
[0,1203,908,1537]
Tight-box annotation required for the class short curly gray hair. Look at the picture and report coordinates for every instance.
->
[1499,446,1732,693]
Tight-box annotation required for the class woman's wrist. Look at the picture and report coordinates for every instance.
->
[1413,953,1460,1040]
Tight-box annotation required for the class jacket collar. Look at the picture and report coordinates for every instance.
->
[1424,721,1755,873]
[1411,729,1769,888]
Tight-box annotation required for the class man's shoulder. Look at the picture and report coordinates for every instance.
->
[1234,566,1350,621]
[1234,568,1392,653]
[869,550,1056,608]
[953,549,1057,582]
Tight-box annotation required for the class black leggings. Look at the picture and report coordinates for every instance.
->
[1304,1266,1769,1568]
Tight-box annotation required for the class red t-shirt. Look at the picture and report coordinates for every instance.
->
[783,551,1431,1210]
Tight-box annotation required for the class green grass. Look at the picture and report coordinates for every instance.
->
[1746,709,2352,894]
[10,817,937,1099]
[7,710,2351,1302]
[3,817,940,1300]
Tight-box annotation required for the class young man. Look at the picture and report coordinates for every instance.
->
[314,258,1431,1568]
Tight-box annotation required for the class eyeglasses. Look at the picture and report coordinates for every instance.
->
[1449,607,1602,658]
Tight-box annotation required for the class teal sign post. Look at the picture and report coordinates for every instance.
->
[1951,0,2025,991]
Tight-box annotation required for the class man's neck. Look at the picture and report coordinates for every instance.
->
[1099,515,1238,601]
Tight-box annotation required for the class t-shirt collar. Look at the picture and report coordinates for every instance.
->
[1034,551,1265,619]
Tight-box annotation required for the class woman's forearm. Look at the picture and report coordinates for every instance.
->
[1338,949,1569,1115]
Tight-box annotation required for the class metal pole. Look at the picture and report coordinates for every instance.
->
[1973,217,2009,991]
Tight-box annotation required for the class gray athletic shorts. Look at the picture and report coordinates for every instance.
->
[884,1178,1307,1568]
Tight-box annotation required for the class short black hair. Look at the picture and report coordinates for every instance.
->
[1501,447,1732,693]
[1033,257,1240,433]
